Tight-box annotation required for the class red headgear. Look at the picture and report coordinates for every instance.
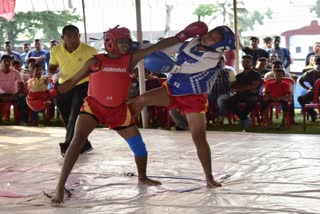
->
[103,27,131,55]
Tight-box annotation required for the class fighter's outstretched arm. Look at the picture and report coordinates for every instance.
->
[56,57,97,94]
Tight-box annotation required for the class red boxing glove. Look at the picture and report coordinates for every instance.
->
[176,21,208,41]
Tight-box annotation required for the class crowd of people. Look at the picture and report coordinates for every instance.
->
[1,29,320,131]
[1,21,320,204]
[0,38,59,125]
[205,36,320,130]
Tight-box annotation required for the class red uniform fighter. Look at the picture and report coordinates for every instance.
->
[50,22,208,204]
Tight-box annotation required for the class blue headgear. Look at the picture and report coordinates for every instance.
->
[209,25,235,52]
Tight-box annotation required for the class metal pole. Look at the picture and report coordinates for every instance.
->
[135,0,148,128]
[233,0,240,73]
[81,0,87,44]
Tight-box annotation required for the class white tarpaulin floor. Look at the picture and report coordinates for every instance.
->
[0,126,320,214]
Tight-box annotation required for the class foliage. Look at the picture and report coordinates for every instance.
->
[310,0,320,17]
[193,1,272,32]
[193,4,218,21]
[0,10,81,48]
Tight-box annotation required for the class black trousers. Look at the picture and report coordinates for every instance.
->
[228,93,258,120]
[54,82,90,145]
[298,90,318,119]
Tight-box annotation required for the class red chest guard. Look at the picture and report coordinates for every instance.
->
[88,54,132,107]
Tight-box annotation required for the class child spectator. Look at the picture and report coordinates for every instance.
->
[26,63,52,124]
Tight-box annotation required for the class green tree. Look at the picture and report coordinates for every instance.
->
[193,1,272,32]
[310,0,320,17]
[0,10,81,48]
[193,4,218,21]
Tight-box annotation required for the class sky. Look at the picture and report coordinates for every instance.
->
[14,0,319,37]
[243,0,317,36]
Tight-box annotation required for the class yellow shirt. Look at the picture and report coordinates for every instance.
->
[27,76,48,92]
[50,42,97,85]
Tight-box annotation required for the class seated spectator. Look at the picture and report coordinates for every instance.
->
[226,55,261,130]
[264,60,292,80]
[0,54,28,124]
[305,42,320,66]
[27,63,49,94]
[261,69,290,129]
[266,52,279,69]
[255,57,270,77]
[264,60,296,123]
[12,59,30,84]
[302,55,315,73]
[26,63,53,124]
[208,55,236,125]
[297,55,320,122]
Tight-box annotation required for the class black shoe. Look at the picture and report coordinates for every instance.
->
[311,114,319,122]
[59,143,69,157]
[174,126,187,131]
[59,141,93,157]
[80,141,93,154]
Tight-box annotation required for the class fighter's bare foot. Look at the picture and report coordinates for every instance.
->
[207,179,222,188]
[138,177,161,186]
[50,189,64,204]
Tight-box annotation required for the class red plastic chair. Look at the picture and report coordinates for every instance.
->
[302,79,320,131]
[262,77,295,128]
[0,101,20,124]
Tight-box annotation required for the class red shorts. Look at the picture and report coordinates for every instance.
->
[163,82,208,114]
[80,96,134,129]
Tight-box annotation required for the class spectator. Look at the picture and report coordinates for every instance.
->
[227,55,261,130]
[0,54,28,124]
[208,55,236,125]
[261,69,290,129]
[25,39,48,75]
[26,63,52,124]
[46,40,59,68]
[255,57,270,78]
[273,36,292,72]
[12,59,30,84]
[263,36,273,54]
[239,36,269,66]
[3,40,22,63]
[264,60,296,124]
[297,55,320,122]
[305,42,320,66]
[21,42,31,69]
[45,39,59,120]
[264,60,292,80]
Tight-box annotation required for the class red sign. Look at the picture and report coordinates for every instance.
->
[0,0,16,21]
